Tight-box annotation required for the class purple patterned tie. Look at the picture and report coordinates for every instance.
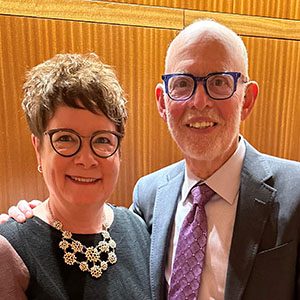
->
[168,184,215,300]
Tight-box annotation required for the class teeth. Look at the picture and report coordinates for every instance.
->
[70,176,97,183]
[188,122,215,129]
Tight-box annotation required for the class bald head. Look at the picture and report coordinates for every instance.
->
[165,19,249,77]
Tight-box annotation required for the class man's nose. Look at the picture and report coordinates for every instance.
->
[187,83,213,110]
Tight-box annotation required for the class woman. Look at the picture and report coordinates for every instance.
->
[0,53,152,299]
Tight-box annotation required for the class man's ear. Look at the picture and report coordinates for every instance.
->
[241,81,259,121]
[155,83,167,122]
[31,134,42,167]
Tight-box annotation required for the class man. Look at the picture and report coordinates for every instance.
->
[2,19,300,300]
[131,19,300,300]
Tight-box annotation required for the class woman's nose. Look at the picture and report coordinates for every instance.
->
[73,140,98,168]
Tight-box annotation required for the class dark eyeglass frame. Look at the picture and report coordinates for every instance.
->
[162,71,248,101]
[44,128,123,158]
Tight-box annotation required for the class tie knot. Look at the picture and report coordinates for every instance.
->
[191,184,215,206]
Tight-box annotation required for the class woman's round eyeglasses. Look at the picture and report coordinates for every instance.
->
[44,129,123,158]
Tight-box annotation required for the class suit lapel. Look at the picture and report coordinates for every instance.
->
[225,142,277,300]
[150,161,185,300]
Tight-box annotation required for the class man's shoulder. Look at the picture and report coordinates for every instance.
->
[262,152,300,167]
[133,160,185,197]
[245,140,300,170]
[244,140,300,184]
[138,160,185,183]
[260,153,300,180]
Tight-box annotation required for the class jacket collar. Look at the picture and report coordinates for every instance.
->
[225,140,276,300]
[150,160,185,300]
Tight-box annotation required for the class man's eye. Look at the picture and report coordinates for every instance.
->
[214,79,225,86]
[170,77,193,90]
[210,76,231,88]
[176,80,188,88]
[174,79,191,88]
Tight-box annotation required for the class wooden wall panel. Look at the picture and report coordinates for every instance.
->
[0,15,180,213]
[184,10,300,40]
[241,37,300,160]
[103,0,299,19]
[233,0,300,20]
[0,0,183,29]
[92,0,233,13]
[3,0,298,21]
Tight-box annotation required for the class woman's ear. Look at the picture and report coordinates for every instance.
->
[31,134,42,167]
[241,81,259,121]
[155,83,167,122]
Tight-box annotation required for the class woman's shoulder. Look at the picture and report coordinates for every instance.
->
[0,216,50,247]
[108,205,150,238]
[110,205,145,224]
[0,218,22,240]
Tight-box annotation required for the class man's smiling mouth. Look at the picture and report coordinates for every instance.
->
[187,121,216,129]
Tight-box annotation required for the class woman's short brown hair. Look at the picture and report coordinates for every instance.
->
[22,53,127,141]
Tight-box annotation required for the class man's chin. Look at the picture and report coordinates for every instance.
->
[179,136,236,163]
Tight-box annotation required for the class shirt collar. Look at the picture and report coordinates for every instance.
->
[182,136,246,205]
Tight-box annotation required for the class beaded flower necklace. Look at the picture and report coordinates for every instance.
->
[48,201,117,278]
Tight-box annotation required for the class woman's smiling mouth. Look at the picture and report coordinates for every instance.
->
[68,175,99,183]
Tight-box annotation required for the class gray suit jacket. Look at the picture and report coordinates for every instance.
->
[131,140,300,300]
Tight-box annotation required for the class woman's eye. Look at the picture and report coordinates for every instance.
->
[57,135,74,142]
[94,137,110,144]
[52,133,77,144]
